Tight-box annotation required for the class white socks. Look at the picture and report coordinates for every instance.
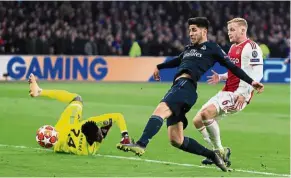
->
[198,126,214,149]
[203,119,223,150]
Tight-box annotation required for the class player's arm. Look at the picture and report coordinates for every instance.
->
[153,52,183,81]
[156,53,183,70]
[214,45,264,93]
[234,43,264,99]
[87,113,128,138]
[217,44,234,81]
[207,70,228,84]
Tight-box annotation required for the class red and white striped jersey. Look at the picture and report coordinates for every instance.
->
[222,39,263,103]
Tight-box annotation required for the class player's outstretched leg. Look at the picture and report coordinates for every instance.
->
[121,102,171,156]
[168,122,229,172]
[193,117,215,166]
[28,73,79,103]
[193,104,232,167]
[120,115,164,156]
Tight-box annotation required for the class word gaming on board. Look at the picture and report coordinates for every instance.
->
[6,56,108,81]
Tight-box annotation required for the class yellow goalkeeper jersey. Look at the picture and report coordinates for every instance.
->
[53,101,127,155]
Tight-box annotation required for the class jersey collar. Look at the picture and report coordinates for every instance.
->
[235,38,249,46]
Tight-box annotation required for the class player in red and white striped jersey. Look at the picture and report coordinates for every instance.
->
[192,18,264,166]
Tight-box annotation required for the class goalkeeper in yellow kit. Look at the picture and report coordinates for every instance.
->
[28,73,132,155]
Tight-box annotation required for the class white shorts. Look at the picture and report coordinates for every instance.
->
[200,91,247,119]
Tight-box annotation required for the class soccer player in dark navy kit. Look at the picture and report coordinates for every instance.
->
[120,17,264,172]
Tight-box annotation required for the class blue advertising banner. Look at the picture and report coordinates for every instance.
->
[151,57,290,83]
[0,55,289,83]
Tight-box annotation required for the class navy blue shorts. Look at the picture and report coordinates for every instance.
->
[160,78,198,129]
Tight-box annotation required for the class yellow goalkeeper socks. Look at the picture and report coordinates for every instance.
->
[40,90,78,103]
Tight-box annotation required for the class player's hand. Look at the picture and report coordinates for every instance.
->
[233,95,246,111]
[153,67,161,81]
[100,124,112,139]
[284,58,290,64]
[207,70,220,85]
[251,81,264,94]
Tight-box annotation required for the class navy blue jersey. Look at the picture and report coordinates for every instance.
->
[157,41,253,85]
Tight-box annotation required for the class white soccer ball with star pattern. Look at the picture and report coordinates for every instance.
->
[36,125,58,148]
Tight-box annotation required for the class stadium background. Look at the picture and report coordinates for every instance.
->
[0,1,290,177]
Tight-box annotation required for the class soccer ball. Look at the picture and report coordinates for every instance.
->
[36,125,58,148]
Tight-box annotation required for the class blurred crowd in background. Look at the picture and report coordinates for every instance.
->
[0,1,289,58]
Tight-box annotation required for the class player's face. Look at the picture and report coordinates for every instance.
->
[227,22,243,43]
[95,129,103,143]
[189,25,204,44]
[85,129,103,144]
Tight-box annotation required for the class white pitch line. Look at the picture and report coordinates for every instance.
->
[0,144,289,177]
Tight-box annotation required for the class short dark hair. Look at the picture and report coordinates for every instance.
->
[81,121,102,145]
[188,17,210,30]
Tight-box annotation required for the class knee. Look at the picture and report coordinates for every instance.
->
[193,115,204,129]
[169,136,183,148]
[200,109,211,121]
[153,102,172,119]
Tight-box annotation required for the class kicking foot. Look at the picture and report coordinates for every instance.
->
[120,141,145,157]
[28,73,42,97]
[210,150,229,172]
[116,136,132,152]
[202,147,231,167]
[223,147,231,167]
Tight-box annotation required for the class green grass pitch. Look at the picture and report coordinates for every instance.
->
[0,82,289,177]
